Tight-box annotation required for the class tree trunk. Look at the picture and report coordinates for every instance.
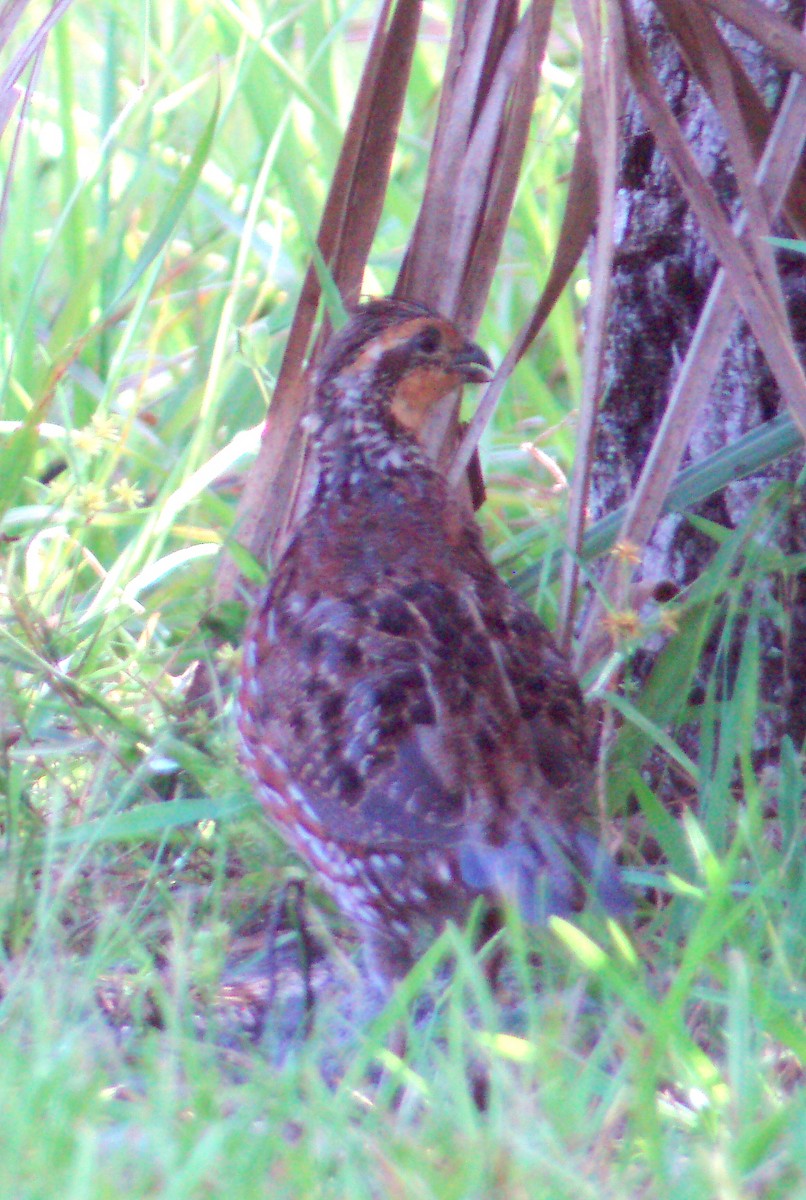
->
[592,0,806,755]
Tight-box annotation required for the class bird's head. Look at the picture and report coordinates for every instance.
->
[314,298,493,442]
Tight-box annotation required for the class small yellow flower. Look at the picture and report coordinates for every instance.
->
[111,478,144,509]
[188,708,211,739]
[603,608,642,642]
[611,539,641,565]
[72,428,103,456]
[215,643,241,671]
[91,412,123,442]
[75,482,108,517]
[658,608,680,634]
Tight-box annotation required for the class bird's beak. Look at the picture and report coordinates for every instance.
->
[452,341,494,384]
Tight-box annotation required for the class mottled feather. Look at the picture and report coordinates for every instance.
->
[238,298,629,987]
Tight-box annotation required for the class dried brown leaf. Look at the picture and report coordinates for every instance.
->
[437,9,536,316]
[396,2,556,507]
[576,62,806,671]
[397,0,517,307]
[615,0,806,431]
[559,0,623,647]
[276,0,401,386]
[329,0,425,309]
[704,0,806,77]
[656,0,785,316]
[447,101,600,488]
[456,4,551,330]
[215,0,422,603]
[655,0,806,236]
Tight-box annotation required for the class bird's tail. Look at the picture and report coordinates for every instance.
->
[459,823,632,924]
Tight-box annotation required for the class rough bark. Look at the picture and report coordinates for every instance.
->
[591,0,806,754]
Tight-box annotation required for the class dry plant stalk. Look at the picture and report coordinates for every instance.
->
[215,0,422,603]
[576,0,806,671]
[704,0,806,75]
[217,0,564,607]
[655,0,806,233]
[447,105,601,488]
[213,0,806,693]
[557,0,623,651]
[617,0,806,431]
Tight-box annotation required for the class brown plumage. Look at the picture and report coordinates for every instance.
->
[238,298,629,990]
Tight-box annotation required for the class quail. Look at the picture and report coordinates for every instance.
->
[238,297,628,990]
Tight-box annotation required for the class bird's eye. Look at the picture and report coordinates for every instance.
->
[412,325,442,355]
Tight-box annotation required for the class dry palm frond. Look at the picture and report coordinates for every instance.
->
[575,0,806,668]
[217,0,575,604]
[216,0,423,601]
[212,0,806,683]
[557,0,623,649]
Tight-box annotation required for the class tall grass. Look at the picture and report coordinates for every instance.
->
[0,3,803,1198]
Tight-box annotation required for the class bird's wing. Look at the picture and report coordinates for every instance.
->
[241,543,629,915]
[431,535,624,915]
[241,564,539,850]
[450,521,594,789]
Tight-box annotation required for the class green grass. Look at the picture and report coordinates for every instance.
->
[1,2,805,1197]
